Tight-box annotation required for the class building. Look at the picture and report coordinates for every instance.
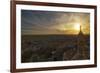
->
[77,25,90,59]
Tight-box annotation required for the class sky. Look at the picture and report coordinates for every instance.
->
[21,10,90,35]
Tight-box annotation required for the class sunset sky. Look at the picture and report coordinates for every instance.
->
[21,10,90,35]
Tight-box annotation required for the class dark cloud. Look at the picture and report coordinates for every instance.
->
[21,10,90,35]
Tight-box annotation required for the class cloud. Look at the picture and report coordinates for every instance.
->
[21,10,90,35]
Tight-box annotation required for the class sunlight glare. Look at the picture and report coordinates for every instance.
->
[74,23,80,31]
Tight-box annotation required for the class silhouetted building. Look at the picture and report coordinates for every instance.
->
[77,25,89,59]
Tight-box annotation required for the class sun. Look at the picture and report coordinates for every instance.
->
[74,23,80,31]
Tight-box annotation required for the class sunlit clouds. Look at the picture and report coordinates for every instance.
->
[21,10,90,35]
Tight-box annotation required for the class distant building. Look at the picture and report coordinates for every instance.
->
[77,25,90,59]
